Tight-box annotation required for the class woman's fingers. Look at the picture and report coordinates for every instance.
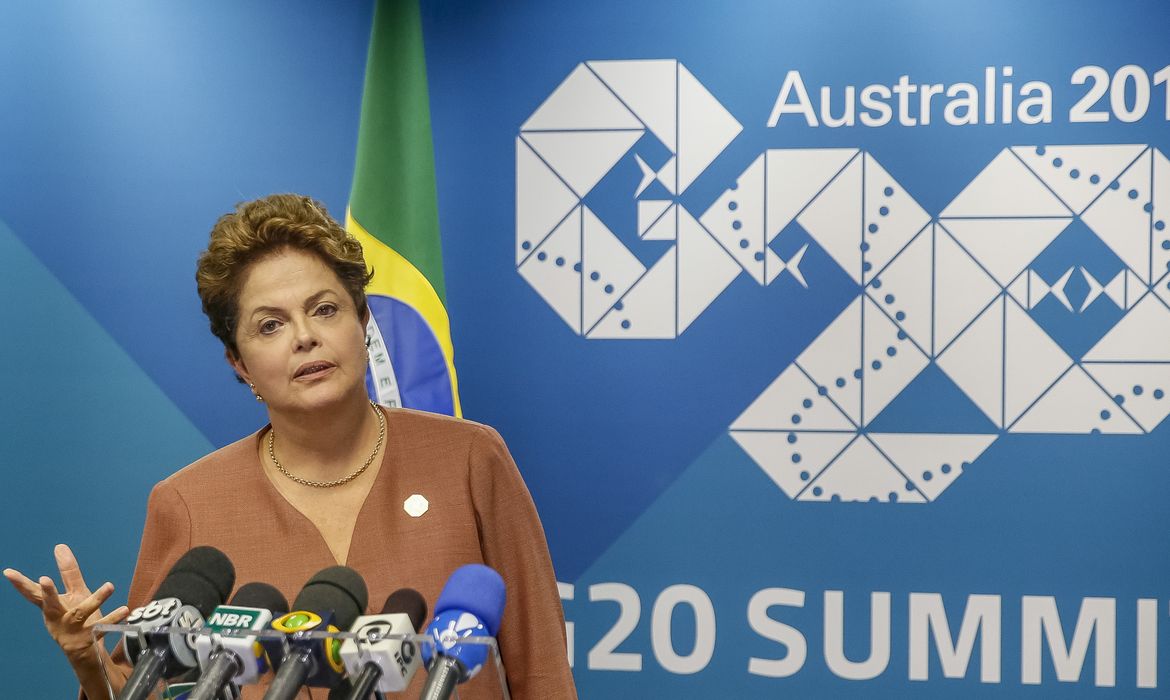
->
[70,582,114,623]
[91,605,130,641]
[7,555,126,655]
[95,605,129,626]
[3,568,44,607]
[53,544,90,596]
[38,576,66,616]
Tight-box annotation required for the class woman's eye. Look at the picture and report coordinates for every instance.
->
[316,303,338,317]
[259,319,280,334]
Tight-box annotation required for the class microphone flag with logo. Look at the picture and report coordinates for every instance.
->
[261,565,369,700]
[347,0,460,416]
[119,546,236,700]
[188,582,290,700]
[420,564,506,700]
[340,587,428,698]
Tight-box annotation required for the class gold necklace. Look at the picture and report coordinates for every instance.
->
[267,401,386,488]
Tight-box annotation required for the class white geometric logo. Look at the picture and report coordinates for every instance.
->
[518,61,1170,504]
[517,59,779,338]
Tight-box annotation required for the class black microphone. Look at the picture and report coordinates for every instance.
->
[188,582,290,700]
[261,566,369,700]
[118,546,236,700]
[340,588,428,699]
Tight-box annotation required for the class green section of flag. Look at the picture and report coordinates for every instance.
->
[350,0,446,301]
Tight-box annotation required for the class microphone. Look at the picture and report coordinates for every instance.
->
[340,588,428,699]
[188,582,290,700]
[419,565,506,700]
[119,546,236,700]
[261,566,369,700]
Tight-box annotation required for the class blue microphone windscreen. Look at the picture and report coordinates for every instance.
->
[434,564,506,635]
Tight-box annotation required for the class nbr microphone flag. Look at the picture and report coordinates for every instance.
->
[349,0,461,416]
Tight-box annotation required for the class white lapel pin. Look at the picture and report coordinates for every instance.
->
[403,493,429,517]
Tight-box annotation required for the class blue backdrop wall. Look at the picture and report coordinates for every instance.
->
[3,1,1170,697]
[0,2,371,696]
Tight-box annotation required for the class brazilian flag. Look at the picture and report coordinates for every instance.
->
[349,0,460,417]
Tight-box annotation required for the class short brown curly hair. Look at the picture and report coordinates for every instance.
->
[196,194,373,356]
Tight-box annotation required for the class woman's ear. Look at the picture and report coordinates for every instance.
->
[226,347,250,385]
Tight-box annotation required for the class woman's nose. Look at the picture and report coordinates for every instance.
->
[290,316,320,351]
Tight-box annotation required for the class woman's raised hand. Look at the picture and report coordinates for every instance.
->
[3,543,129,663]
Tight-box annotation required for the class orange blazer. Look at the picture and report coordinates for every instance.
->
[120,407,576,700]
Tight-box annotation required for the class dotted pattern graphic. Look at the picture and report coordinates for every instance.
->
[517,61,1170,504]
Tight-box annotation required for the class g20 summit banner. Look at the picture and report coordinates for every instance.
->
[421,1,1170,696]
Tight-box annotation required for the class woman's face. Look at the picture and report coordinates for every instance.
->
[228,247,368,415]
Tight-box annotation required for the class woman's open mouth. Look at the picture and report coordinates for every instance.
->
[294,361,336,380]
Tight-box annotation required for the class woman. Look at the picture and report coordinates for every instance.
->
[4,194,576,699]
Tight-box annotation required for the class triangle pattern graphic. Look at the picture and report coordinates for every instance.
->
[657,155,678,195]
[524,130,644,198]
[869,225,932,351]
[589,249,676,339]
[766,149,858,240]
[764,248,786,285]
[582,207,646,332]
[1012,365,1140,434]
[1103,270,1125,308]
[938,295,1005,427]
[1156,271,1170,309]
[634,154,656,197]
[518,208,582,333]
[516,139,579,265]
[637,199,672,237]
[1081,148,1153,283]
[869,433,997,501]
[521,63,643,131]
[731,431,855,499]
[801,436,925,503]
[677,64,742,192]
[1083,362,1170,432]
[1080,267,1106,312]
[934,226,1002,352]
[1125,270,1144,309]
[589,59,677,152]
[643,204,677,242]
[1083,292,1170,361]
[700,154,765,282]
[866,362,999,434]
[797,297,863,424]
[678,208,742,333]
[1152,149,1170,278]
[798,155,862,284]
[941,217,1071,287]
[1007,272,1029,308]
[1012,144,1147,214]
[731,363,854,431]
[1004,297,1071,424]
[862,296,929,424]
[863,155,931,283]
[1027,270,1052,309]
[941,149,1071,218]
